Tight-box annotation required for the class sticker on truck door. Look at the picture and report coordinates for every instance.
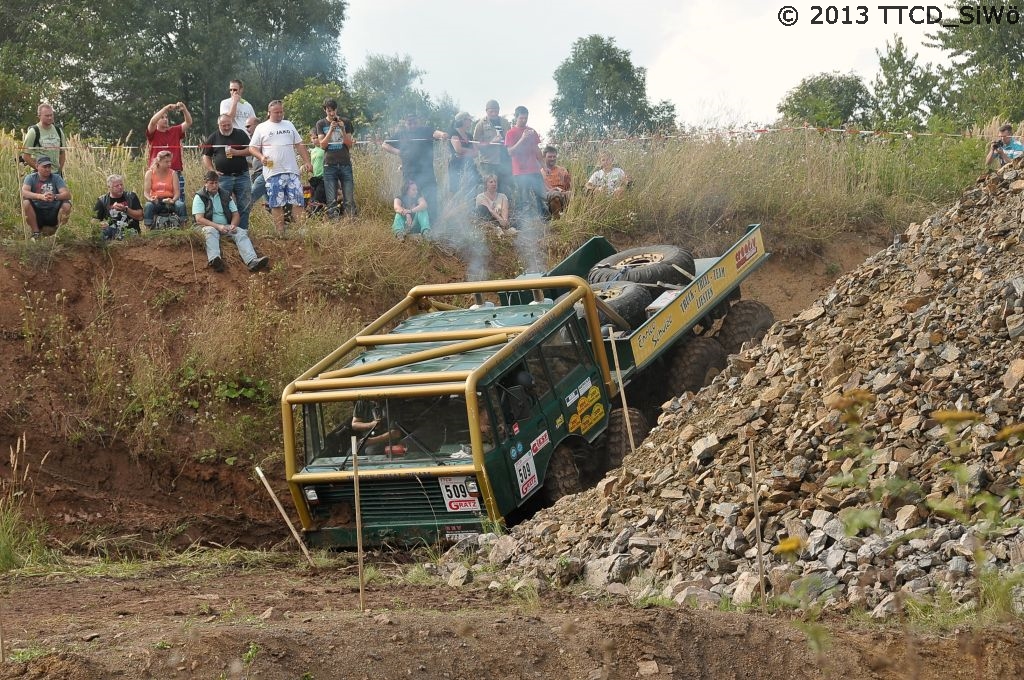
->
[514,452,538,498]
[439,476,481,512]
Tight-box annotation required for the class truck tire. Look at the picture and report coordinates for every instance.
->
[668,336,727,396]
[591,281,654,330]
[542,443,584,503]
[716,300,775,354]
[588,245,695,287]
[605,407,650,468]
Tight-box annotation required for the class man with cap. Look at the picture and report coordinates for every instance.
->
[472,100,512,195]
[21,155,71,239]
[382,112,448,227]
[192,170,269,273]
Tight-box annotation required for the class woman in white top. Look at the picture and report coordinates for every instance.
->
[474,174,511,231]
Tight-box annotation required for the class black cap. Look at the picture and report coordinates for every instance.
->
[36,155,53,166]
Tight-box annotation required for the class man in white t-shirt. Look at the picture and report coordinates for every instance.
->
[219,79,257,131]
[248,100,312,234]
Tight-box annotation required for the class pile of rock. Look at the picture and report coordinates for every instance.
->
[460,160,1024,617]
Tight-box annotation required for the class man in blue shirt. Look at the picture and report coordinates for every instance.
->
[986,124,1024,168]
[192,171,269,273]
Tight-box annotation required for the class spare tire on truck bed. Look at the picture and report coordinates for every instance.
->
[588,245,696,287]
[590,281,654,331]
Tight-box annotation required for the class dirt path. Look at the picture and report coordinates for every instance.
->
[2,557,1021,679]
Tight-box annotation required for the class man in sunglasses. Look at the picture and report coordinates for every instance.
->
[220,79,256,132]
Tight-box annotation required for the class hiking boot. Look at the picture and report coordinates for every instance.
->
[209,256,224,272]
[248,256,269,272]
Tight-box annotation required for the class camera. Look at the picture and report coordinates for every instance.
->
[332,115,340,123]
[993,139,1004,150]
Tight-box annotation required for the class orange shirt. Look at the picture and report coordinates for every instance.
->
[150,171,175,199]
[542,165,571,192]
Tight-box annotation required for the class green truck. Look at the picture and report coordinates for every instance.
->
[281,226,772,547]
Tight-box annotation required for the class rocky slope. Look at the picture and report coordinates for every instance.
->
[464,160,1024,618]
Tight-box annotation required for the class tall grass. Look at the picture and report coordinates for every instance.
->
[0,436,50,571]
[2,127,984,254]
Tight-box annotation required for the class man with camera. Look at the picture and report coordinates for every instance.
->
[146,102,193,200]
[986,124,1023,168]
[314,98,356,218]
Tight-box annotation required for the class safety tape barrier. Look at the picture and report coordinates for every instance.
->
[14,123,1001,155]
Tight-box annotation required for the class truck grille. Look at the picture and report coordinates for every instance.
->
[310,476,481,525]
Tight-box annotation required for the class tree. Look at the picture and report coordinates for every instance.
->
[351,54,452,134]
[925,10,1024,124]
[550,35,676,138]
[871,36,939,130]
[6,0,348,140]
[776,72,874,128]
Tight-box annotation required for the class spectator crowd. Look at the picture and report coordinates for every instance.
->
[19,86,647,266]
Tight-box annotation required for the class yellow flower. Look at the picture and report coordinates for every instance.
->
[772,536,804,556]
[932,410,983,424]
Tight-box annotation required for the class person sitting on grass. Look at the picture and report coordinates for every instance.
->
[143,150,187,229]
[392,179,430,241]
[585,150,630,198]
[192,171,269,273]
[93,174,143,240]
[474,173,511,232]
[21,155,71,240]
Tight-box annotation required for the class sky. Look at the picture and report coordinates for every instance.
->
[339,0,952,135]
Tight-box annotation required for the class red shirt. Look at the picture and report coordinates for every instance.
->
[505,126,542,176]
[146,125,186,171]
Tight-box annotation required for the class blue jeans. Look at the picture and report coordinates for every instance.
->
[198,224,258,265]
[144,200,186,226]
[513,173,549,221]
[217,174,253,230]
[323,164,356,217]
[251,173,266,209]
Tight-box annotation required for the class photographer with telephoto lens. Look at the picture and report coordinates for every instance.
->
[986,124,1024,168]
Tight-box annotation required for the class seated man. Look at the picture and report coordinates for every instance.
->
[585,151,630,198]
[21,155,71,239]
[986,124,1024,168]
[351,400,402,455]
[192,171,269,273]
[93,174,143,240]
[540,145,572,219]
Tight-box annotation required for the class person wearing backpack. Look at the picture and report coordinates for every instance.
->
[93,174,143,240]
[192,171,269,273]
[21,104,66,176]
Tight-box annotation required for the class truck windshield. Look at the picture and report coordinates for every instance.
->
[301,395,473,470]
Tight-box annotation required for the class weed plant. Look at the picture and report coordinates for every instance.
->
[2,128,984,254]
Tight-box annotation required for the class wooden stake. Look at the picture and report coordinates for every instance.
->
[748,440,767,614]
[254,466,316,569]
[608,335,636,454]
[351,435,366,612]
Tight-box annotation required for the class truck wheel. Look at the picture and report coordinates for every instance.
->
[716,300,775,354]
[588,245,695,287]
[605,407,650,468]
[591,281,654,330]
[668,336,727,395]
[542,443,584,503]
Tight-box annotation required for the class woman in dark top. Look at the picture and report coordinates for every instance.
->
[448,112,480,201]
[392,179,430,240]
